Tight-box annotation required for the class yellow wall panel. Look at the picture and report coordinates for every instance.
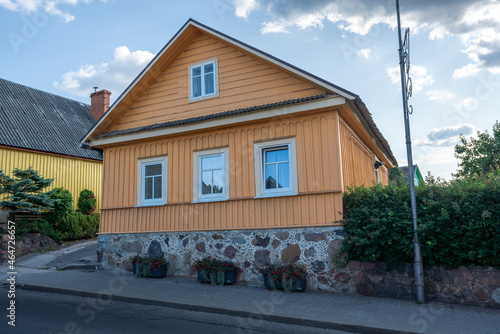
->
[0,147,102,210]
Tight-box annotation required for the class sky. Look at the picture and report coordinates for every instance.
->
[1,0,499,180]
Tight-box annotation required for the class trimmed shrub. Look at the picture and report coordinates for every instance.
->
[340,175,500,267]
[15,218,62,244]
[77,189,97,215]
[58,212,100,240]
[44,187,74,223]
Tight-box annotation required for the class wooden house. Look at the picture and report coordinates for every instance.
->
[0,78,104,223]
[83,20,397,285]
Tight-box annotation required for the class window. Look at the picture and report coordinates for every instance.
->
[137,156,168,206]
[189,58,219,102]
[193,147,229,202]
[254,138,298,197]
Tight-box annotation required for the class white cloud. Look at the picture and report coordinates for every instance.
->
[234,0,259,19]
[453,97,478,111]
[243,0,500,76]
[262,20,290,34]
[426,89,455,102]
[0,0,94,22]
[387,65,434,93]
[453,63,482,79]
[356,48,371,59]
[54,46,154,98]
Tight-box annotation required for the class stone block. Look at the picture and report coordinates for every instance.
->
[473,288,489,302]
[252,235,270,247]
[148,240,164,258]
[356,283,374,296]
[272,239,281,249]
[122,240,142,253]
[304,246,316,258]
[334,272,351,283]
[254,249,270,268]
[223,245,237,259]
[281,244,301,263]
[212,234,224,240]
[304,233,325,242]
[275,231,289,240]
[327,239,343,259]
[195,242,206,253]
[312,260,326,273]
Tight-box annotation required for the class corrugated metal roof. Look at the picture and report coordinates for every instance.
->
[0,78,102,161]
[94,94,332,139]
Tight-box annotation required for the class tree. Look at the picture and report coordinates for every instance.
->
[0,167,56,219]
[454,121,500,178]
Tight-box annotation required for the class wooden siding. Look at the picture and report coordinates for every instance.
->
[100,110,343,233]
[109,33,328,132]
[0,147,103,210]
[339,117,387,189]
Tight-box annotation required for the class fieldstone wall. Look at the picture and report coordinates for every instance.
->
[0,233,56,263]
[97,227,500,308]
[97,226,346,288]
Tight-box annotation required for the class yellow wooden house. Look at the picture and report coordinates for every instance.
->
[0,78,104,222]
[83,20,397,284]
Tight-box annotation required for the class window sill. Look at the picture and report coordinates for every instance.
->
[135,202,166,208]
[254,192,297,199]
[191,198,228,204]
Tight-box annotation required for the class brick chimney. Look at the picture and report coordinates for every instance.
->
[89,89,111,121]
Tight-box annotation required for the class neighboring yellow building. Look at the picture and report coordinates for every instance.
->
[0,78,104,222]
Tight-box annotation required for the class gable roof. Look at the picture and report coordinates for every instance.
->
[81,19,396,166]
[0,78,102,161]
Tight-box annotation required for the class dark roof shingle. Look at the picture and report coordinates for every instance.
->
[0,78,102,160]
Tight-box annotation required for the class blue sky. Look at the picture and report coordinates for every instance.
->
[2,0,499,179]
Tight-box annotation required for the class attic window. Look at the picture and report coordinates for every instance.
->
[188,58,219,102]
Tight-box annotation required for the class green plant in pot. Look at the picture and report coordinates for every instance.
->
[192,257,240,286]
[131,255,167,278]
[260,263,307,293]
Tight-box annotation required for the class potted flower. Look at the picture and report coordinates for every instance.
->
[192,257,240,286]
[131,254,168,278]
[260,263,307,293]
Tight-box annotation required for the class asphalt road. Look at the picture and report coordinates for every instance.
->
[0,286,355,334]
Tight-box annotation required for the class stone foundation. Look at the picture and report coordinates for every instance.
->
[97,227,500,308]
[97,226,346,288]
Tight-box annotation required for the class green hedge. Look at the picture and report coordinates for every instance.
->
[58,212,100,240]
[340,176,500,267]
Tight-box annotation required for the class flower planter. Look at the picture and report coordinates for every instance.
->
[133,262,168,278]
[197,269,237,285]
[262,273,283,290]
[262,273,307,292]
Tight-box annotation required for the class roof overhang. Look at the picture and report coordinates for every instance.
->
[88,96,346,147]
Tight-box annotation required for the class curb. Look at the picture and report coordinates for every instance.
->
[20,284,420,334]
[59,264,103,271]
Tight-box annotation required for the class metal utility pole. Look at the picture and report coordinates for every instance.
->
[395,0,425,304]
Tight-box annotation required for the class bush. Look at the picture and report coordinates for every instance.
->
[340,175,500,267]
[44,187,74,223]
[15,218,62,244]
[58,212,100,240]
[77,189,96,215]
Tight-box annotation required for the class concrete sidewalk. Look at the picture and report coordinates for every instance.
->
[2,266,499,334]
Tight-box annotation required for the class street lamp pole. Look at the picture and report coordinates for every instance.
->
[395,0,425,304]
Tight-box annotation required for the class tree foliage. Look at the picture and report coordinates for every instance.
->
[43,187,74,223]
[77,189,97,215]
[0,167,55,218]
[454,121,500,178]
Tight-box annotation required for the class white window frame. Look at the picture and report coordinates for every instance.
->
[254,138,298,198]
[188,58,219,103]
[136,156,168,206]
[193,147,229,202]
